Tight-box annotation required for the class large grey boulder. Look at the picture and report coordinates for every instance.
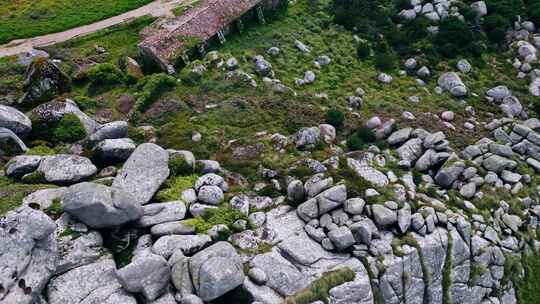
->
[0,127,28,155]
[437,72,467,96]
[93,138,136,163]
[37,154,97,184]
[113,143,170,205]
[0,207,57,304]
[47,255,137,304]
[87,121,128,147]
[136,201,187,227]
[5,155,42,178]
[116,253,171,301]
[0,105,32,135]
[62,182,143,229]
[189,242,245,301]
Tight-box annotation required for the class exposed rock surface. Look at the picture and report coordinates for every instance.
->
[112,143,170,205]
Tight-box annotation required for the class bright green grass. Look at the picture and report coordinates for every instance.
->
[0,176,57,215]
[0,0,153,44]
[516,253,540,303]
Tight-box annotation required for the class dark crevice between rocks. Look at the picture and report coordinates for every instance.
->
[209,285,253,304]
[360,257,384,304]
[101,227,144,268]
[442,232,453,304]
[409,241,431,304]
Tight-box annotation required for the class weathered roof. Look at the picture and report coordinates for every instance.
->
[139,0,262,70]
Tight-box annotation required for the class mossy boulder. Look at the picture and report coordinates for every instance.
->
[19,58,71,107]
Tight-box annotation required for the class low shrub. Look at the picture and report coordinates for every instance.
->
[435,17,483,58]
[357,41,371,59]
[357,126,376,142]
[346,135,366,151]
[374,51,398,72]
[25,144,57,156]
[51,113,86,144]
[74,96,99,113]
[155,174,199,202]
[187,206,251,233]
[326,108,345,128]
[484,14,509,44]
[135,73,177,112]
[169,155,194,176]
[86,63,125,86]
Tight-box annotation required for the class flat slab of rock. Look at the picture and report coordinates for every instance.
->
[37,154,97,184]
[87,121,128,146]
[189,242,245,301]
[47,255,137,304]
[113,143,170,205]
[136,201,186,227]
[152,234,212,258]
[62,182,142,229]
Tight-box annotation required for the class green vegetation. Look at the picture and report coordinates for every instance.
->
[0,176,56,215]
[51,113,87,143]
[156,174,199,202]
[325,108,345,128]
[186,206,251,234]
[25,144,58,156]
[0,0,153,44]
[284,267,356,304]
[86,63,126,87]
[513,252,540,303]
[21,171,47,184]
[169,155,195,176]
[347,126,377,150]
[44,198,64,218]
[135,73,177,112]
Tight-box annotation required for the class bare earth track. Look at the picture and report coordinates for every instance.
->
[0,0,183,58]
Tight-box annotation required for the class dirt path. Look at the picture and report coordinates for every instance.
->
[0,0,184,58]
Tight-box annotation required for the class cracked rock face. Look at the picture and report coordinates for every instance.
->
[112,143,170,205]
[47,255,137,304]
[0,207,57,304]
[189,242,245,301]
[62,182,143,229]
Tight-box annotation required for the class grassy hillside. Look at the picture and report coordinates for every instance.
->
[0,0,153,44]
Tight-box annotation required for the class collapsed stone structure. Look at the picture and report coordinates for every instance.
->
[139,0,283,74]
